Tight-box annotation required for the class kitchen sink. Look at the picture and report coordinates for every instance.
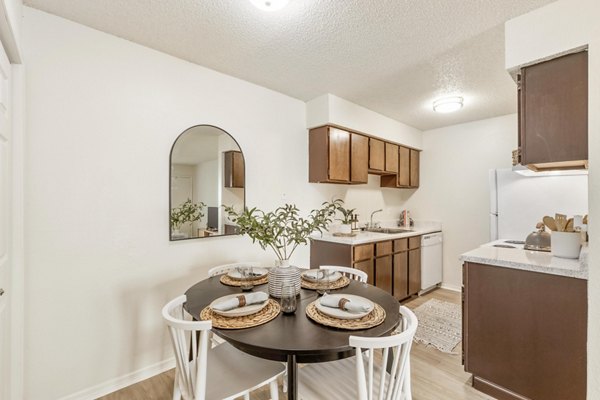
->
[365,227,414,234]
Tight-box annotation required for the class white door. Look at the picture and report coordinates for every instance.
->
[0,39,12,400]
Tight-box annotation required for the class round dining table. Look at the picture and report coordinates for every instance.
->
[184,276,401,400]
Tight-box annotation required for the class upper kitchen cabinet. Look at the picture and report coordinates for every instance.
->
[309,126,368,184]
[224,150,245,188]
[518,51,588,170]
[410,149,420,187]
[380,145,420,189]
[385,143,399,174]
[368,138,385,172]
[309,124,420,188]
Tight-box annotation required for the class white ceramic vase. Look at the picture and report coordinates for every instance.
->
[268,259,301,298]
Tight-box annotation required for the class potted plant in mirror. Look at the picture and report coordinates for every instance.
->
[224,199,341,297]
[335,204,356,235]
[170,199,206,239]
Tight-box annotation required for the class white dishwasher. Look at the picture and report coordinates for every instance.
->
[420,232,443,293]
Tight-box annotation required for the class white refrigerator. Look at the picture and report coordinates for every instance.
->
[489,169,588,241]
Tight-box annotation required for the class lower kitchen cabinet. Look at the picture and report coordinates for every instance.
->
[408,248,421,295]
[375,255,392,293]
[393,252,408,299]
[310,236,421,299]
[354,259,374,285]
[463,262,587,400]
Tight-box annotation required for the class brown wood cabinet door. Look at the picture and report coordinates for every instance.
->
[385,143,398,173]
[520,51,588,165]
[464,262,587,400]
[408,248,421,295]
[353,243,374,261]
[310,240,353,269]
[328,127,351,181]
[232,152,245,187]
[394,238,408,252]
[408,236,421,250]
[354,259,374,285]
[350,133,368,183]
[308,127,329,183]
[398,146,410,186]
[409,149,419,187]
[375,241,392,256]
[369,138,385,171]
[375,255,392,294]
[224,151,245,188]
[393,252,408,300]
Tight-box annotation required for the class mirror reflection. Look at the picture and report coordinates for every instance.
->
[170,125,245,240]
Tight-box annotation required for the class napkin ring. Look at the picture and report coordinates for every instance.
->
[237,295,246,307]
[338,298,349,310]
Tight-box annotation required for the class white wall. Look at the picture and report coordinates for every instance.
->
[22,8,419,399]
[505,1,600,396]
[405,114,517,290]
[306,93,422,149]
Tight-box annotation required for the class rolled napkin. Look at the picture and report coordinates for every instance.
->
[302,269,335,282]
[211,292,269,311]
[319,293,372,314]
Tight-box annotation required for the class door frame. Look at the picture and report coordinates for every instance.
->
[0,0,24,398]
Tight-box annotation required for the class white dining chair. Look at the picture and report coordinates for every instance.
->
[208,262,262,277]
[298,306,418,400]
[320,265,368,283]
[162,295,285,400]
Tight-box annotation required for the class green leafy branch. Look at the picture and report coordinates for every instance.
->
[170,199,206,230]
[335,204,356,224]
[224,199,342,261]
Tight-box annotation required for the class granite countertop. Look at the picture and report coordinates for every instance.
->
[460,243,588,280]
[311,221,442,245]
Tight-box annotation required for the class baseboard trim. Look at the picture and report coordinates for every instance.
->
[59,358,175,400]
[440,283,461,292]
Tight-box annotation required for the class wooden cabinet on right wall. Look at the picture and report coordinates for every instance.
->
[518,50,588,171]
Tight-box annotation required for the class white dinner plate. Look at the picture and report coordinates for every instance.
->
[315,294,374,320]
[209,294,269,317]
[301,270,342,283]
[226,267,269,280]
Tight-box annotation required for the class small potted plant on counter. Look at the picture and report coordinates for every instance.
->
[170,199,206,239]
[224,199,341,297]
[335,203,356,235]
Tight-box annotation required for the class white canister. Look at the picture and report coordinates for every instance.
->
[338,224,352,234]
[551,231,582,259]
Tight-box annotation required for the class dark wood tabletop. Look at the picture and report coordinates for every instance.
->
[184,277,401,364]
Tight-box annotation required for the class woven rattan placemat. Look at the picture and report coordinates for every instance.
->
[305,301,386,330]
[200,299,281,329]
[220,274,269,287]
[301,275,350,290]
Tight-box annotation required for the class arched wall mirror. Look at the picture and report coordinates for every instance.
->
[169,125,245,241]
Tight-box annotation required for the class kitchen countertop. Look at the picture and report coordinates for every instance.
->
[460,241,588,280]
[311,221,442,245]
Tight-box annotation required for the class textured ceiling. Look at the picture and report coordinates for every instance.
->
[24,0,555,130]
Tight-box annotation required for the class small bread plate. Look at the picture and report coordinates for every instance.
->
[209,294,269,318]
[301,270,342,283]
[226,267,269,280]
[315,294,374,320]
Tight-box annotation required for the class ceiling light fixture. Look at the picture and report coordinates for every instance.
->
[433,96,464,113]
[249,0,289,11]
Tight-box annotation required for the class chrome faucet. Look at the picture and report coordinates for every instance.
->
[369,209,383,229]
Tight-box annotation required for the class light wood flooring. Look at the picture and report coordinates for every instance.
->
[99,288,493,400]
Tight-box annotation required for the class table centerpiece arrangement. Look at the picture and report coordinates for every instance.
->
[224,199,342,297]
